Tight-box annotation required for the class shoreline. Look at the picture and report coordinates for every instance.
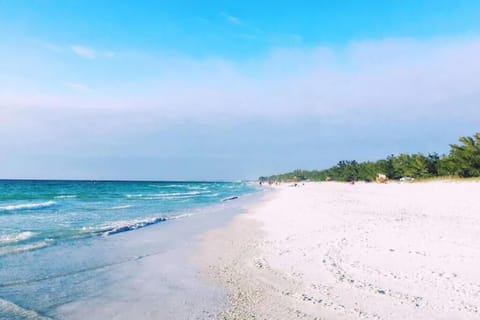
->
[54,193,264,320]
[194,191,273,319]
[197,181,480,319]
[0,186,261,320]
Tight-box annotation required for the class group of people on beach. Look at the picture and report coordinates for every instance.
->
[259,181,306,187]
[259,181,280,186]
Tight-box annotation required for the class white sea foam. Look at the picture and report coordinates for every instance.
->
[143,195,197,200]
[100,216,168,236]
[147,192,205,199]
[126,194,143,198]
[204,193,220,197]
[186,186,208,190]
[79,226,98,232]
[161,191,210,196]
[0,231,36,244]
[0,201,56,212]
[110,205,132,210]
[162,192,198,196]
[149,184,184,188]
[82,210,201,237]
[0,298,52,320]
[126,191,211,200]
[160,192,219,200]
[169,213,194,220]
[54,195,77,199]
[0,241,50,256]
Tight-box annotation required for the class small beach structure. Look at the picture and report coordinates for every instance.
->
[375,174,388,183]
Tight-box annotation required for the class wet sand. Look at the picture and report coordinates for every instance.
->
[53,194,261,320]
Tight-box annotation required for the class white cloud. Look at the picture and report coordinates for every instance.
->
[221,12,242,25]
[2,36,480,178]
[70,45,97,59]
[69,45,114,59]
[35,40,64,53]
[32,41,113,59]
[2,36,480,123]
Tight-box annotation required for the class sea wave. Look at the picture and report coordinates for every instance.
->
[169,212,193,220]
[126,194,144,198]
[0,231,36,245]
[0,298,53,320]
[160,191,207,196]
[186,185,208,190]
[0,201,56,212]
[54,195,77,199]
[99,217,168,236]
[0,241,51,256]
[125,190,211,198]
[148,184,184,188]
[126,191,212,200]
[159,192,219,200]
[109,205,132,210]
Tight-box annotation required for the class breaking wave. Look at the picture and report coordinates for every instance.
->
[109,205,132,210]
[54,195,77,199]
[0,231,36,245]
[0,201,56,212]
[0,298,53,320]
[126,191,215,200]
[99,217,168,236]
[0,241,51,256]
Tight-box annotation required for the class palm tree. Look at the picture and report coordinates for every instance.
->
[449,133,480,177]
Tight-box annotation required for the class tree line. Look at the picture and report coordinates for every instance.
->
[259,132,480,182]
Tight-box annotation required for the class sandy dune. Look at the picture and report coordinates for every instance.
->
[197,182,480,319]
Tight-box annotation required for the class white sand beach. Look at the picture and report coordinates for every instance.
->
[197,181,480,319]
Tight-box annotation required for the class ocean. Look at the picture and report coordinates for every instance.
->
[0,180,258,320]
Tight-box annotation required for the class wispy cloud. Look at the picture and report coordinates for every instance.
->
[70,45,97,59]
[35,40,64,53]
[219,12,300,47]
[33,40,113,59]
[68,45,114,59]
[4,36,480,122]
[221,12,242,25]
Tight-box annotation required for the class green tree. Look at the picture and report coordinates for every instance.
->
[259,132,480,182]
[425,153,440,176]
[448,133,480,177]
[404,154,429,178]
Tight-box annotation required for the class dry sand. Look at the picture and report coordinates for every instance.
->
[196,181,480,319]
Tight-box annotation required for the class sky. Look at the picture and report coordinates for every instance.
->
[1,1,480,180]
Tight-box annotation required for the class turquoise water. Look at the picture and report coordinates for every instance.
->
[0,180,257,319]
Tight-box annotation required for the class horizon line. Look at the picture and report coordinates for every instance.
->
[0,178,253,183]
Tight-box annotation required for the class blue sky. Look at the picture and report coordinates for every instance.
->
[1,1,480,180]
[3,1,480,56]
